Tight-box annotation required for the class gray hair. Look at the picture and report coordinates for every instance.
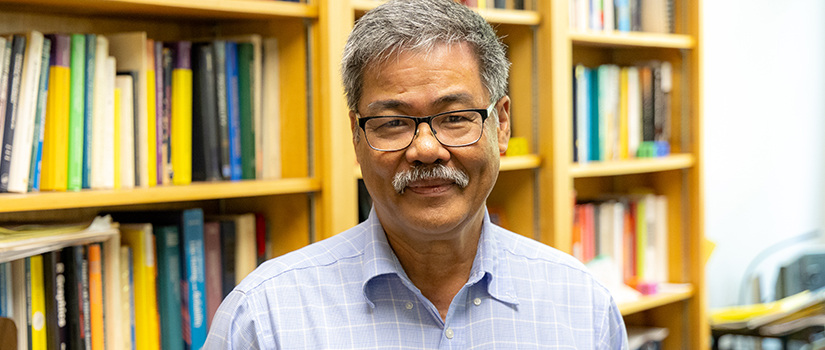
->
[341,0,511,111]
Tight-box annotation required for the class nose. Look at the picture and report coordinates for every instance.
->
[405,122,451,165]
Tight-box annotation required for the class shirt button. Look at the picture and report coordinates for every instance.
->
[473,297,481,306]
[405,301,414,310]
[445,328,454,339]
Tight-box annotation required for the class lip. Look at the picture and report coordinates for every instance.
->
[405,179,455,195]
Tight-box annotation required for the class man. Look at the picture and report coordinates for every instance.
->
[206,0,628,348]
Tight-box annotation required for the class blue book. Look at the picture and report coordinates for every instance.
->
[588,67,600,161]
[179,209,207,349]
[154,225,184,350]
[615,0,631,32]
[81,33,96,189]
[224,41,242,181]
[0,262,8,317]
[28,37,51,192]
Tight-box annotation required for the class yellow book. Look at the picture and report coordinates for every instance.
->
[29,255,47,350]
[114,87,121,189]
[146,40,157,187]
[619,67,629,159]
[120,223,160,350]
[171,42,193,185]
[41,34,72,192]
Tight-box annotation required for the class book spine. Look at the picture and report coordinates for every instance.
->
[213,41,230,180]
[115,74,135,189]
[101,56,116,189]
[43,251,69,350]
[225,41,242,181]
[81,246,92,350]
[145,39,157,187]
[219,220,236,297]
[191,43,221,182]
[119,246,136,350]
[237,43,255,180]
[40,34,71,192]
[154,225,184,350]
[87,243,104,350]
[0,37,9,153]
[6,31,44,193]
[27,37,51,192]
[161,46,173,185]
[63,246,87,350]
[120,224,160,350]
[66,34,86,191]
[202,221,222,328]
[89,36,108,190]
[0,35,26,192]
[171,41,192,186]
[181,209,207,349]
[81,34,95,189]
[29,255,47,350]
[154,41,166,186]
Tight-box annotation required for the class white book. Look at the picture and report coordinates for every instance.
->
[0,36,7,149]
[261,37,281,179]
[116,74,135,189]
[100,56,116,189]
[575,65,589,164]
[91,35,109,189]
[109,32,149,187]
[627,66,641,157]
[653,195,668,283]
[602,0,614,32]
[7,31,44,193]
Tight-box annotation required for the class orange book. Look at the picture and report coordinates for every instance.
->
[88,243,104,350]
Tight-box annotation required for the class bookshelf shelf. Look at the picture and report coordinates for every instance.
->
[619,284,695,316]
[569,31,695,49]
[569,153,695,178]
[0,178,322,213]
[351,0,540,25]
[0,0,318,20]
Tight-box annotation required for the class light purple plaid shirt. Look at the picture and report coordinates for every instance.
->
[205,209,628,349]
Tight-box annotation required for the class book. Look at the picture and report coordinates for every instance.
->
[119,223,160,350]
[0,35,27,193]
[170,41,192,186]
[12,259,27,350]
[27,254,47,350]
[202,221,222,328]
[161,45,173,185]
[0,37,9,155]
[42,250,68,350]
[66,34,86,191]
[109,32,150,188]
[115,74,135,189]
[212,41,230,180]
[191,42,221,182]
[40,34,71,192]
[90,35,109,190]
[100,56,116,189]
[26,36,51,192]
[155,41,167,186]
[154,225,184,350]
[80,245,92,350]
[119,246,135,350]
[573,65,589,164]
[218,219,236,298]
[222,34,262,180]
[626,66,641,158]
[87,243,104,350]
[225,41,242,181]
[62,245,86,350]
[0,262,10,317]
[237,42,255,180]
[6,31,44,194]
[213,213,257,284]
[145,39,158,187]
[81,33,95,190]
[261,37,282,179]
[255,213,267,265]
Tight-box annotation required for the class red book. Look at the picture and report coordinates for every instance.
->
[255,213,266,264]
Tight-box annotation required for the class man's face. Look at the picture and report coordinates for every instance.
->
[350,42,511,242]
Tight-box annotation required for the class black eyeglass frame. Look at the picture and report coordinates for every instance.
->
[355,102,496,152]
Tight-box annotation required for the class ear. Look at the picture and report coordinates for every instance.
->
[495,96,511,154]
[349,110,360,146]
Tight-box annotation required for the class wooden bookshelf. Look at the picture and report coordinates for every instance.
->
[619,284,695,316]
[569,31,695,49]
[351,0,540,25]
[570,154,695,178]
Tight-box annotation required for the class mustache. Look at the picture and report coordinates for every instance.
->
[392,164,469,194]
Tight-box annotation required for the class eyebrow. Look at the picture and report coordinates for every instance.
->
[364,93,477,115]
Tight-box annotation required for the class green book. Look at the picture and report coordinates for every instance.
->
[236,43,255,180]
[66,34,86,191]
[154,225,184,350]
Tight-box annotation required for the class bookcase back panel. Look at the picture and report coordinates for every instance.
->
[496,24,535,148]
[488,169,537,240]
[222,193,311,257]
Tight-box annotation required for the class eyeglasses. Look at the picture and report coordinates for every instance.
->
[356,102,495,152]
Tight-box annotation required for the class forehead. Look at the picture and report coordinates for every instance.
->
[359,42,486,112]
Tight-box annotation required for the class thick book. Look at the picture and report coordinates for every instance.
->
[109,32,150,188]
[203,221,222,328]
[81,34,96,190]
[62,245,87,350]
[225,41,242,181]
[191,42,221,182]
[261,37,281,179]
[0,35,27,193]
[27,255,47,350]
[87,243,104,350]
[43,250,68,350]
[66,34,86,191]
[40,34,71,192]
[119,223,160,350]
[212,41,230,180]
[115,74,135,189]
[170,41,192,186]
[6,31,45,194]
[27,37,51,192]
[0,37,9,153]
[236,42,255,180]
[154,225,184,350]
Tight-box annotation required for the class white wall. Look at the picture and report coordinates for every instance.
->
[703,0,825,308]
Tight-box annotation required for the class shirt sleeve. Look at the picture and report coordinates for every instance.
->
[597,295,629,349]
[204,289,264,350]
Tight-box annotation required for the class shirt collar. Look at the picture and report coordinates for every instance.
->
[360,207,519,308]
